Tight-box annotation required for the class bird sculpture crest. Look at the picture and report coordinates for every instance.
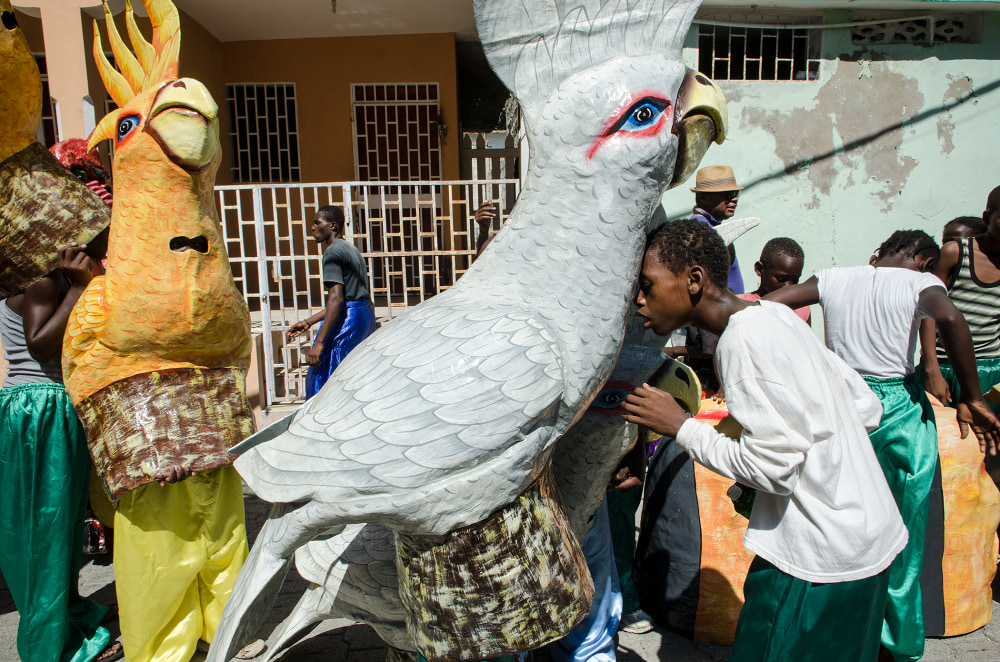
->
[210,1,727,659]
[63,0,254,498]
[0,0,110,297]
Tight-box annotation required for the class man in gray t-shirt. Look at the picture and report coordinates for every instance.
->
[322,239,370,302]
[287,206,377,398]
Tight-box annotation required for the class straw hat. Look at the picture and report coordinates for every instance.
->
[689,165,744,193]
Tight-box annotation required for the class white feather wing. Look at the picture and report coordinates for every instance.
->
[235,291,565,534]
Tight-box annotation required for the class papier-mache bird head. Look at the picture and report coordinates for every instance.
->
[89,0,219,175]
[0,0,42,162]
[474,0,725,189]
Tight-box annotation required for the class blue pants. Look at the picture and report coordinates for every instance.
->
[305,300,377,399]
[549,497,622,662]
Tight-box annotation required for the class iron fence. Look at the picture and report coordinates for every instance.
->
[217,179,519,405]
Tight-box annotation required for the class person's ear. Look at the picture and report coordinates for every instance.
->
[869,254,878,266]
[688,265,705,295]
[915,254,936,273]
[754,261,763,277]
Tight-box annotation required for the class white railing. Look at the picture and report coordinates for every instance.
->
[217,179,519,406]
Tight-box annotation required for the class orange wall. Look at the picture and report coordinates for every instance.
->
[220,32,460,184]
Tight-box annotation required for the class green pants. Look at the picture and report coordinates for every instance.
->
[863,375,938,662]
[730,557,889,662]
[0,383,111,662]
[606,486,642,614]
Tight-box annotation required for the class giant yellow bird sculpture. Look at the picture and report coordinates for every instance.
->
[63,0,254,497]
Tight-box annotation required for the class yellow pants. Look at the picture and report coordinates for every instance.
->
[113,466,248,662]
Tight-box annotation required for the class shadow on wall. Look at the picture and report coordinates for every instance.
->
[735,75,1000,199]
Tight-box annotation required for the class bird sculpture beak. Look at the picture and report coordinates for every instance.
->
[146,78,219,171]
[667,70,729,190]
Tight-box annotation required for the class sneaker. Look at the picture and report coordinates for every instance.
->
[620,608,654,634]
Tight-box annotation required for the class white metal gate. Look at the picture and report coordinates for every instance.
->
[217,179,519,406]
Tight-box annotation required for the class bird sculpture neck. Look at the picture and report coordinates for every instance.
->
[458,170,655,403]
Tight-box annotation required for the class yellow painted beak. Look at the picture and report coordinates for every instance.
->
[667,69,729,190]
[146,78,219,171]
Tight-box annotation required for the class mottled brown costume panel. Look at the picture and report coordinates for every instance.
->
[77,367,255,499]
[0,142,110,297]
[395,468,593,661]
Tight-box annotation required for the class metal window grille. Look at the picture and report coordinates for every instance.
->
[226,83,301,183]
[698,20,821,81]
[216,178,518,405]
[351,83,443,182]
[32,55,58,146]
[852,15,980,45]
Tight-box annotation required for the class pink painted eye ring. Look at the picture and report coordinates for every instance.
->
[587,94,672,160]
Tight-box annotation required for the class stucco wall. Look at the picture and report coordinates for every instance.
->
[661,11,1000,305]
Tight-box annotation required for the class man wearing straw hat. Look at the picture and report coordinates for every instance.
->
[689,165,746,294]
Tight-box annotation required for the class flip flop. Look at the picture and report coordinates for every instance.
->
[95,641,124,662]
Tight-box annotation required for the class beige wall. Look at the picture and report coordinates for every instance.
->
[219,32,461,184]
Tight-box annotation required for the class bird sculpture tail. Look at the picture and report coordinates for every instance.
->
[206,501,342,662]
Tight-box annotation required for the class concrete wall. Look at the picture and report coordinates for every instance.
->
[661,10,1000,302]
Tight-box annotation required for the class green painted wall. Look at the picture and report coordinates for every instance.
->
[662,10,1000,325]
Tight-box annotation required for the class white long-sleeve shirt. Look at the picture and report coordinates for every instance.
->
[677,301,908,583]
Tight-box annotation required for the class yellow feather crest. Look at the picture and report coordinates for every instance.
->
[89,0,180,144]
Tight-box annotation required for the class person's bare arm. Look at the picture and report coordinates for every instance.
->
[22,245,93,362]
[920,286,1000,455]
[762,275,820,309]
[921,242,962,404]
[474,200,497,256]
[306,283,346,366]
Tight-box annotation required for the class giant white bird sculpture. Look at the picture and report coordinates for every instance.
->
[210,1,726,659]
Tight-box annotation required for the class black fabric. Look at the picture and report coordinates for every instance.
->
[920,456,946,637]
[634,436,702,636]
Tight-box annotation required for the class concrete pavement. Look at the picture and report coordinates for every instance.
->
[2,492,998,661]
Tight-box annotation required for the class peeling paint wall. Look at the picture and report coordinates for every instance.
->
[662,10,1000,316]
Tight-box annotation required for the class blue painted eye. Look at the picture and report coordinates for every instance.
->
[117,115,141,143]
[591,389,631,409]
[611,97,669,134]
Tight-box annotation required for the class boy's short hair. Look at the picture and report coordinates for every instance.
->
[646,219,729,288]
[944,216,986,236]
[875,229,940,262]
[759,237,804,269]
[317,205,346,230]
[986,185,1000,215]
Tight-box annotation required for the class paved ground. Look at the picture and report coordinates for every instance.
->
[2,491,998,661]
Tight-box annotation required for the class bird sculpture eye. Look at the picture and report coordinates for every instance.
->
[117,116,141,143]
[586,93,672,160]
[590,388,630,410]
[616,99,669,133]
[2,11,18,30]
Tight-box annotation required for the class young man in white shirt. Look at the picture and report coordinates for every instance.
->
[765,229,1000,662]
[622,219,908,662]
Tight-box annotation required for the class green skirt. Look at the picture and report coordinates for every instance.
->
[730,557,889,662]
[863,375,937,662]
[0,383,111,662]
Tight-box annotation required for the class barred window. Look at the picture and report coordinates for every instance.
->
[226,83,301,183]
[697,21,821,82]
[351,83,443,182]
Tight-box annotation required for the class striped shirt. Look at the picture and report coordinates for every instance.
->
[937,238,1000,359]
